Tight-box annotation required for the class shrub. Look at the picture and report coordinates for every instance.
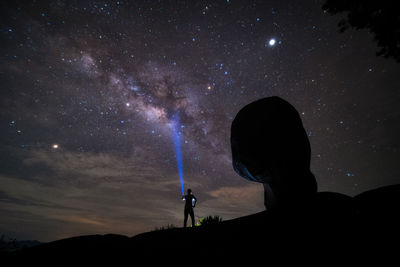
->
[199,215,222,226]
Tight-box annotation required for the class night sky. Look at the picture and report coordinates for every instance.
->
[1,0,399,242]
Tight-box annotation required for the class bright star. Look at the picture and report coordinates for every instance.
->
[268,38,276,46]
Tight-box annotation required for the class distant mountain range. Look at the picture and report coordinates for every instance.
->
[0,236,41,252]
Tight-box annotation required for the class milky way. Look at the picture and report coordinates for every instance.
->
[1,0,399,241]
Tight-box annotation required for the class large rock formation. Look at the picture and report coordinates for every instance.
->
[231,96,317,209]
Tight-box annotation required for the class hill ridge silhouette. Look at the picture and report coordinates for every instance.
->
[5,184,400,263]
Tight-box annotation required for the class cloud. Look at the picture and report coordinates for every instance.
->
[23,150,137,180]
[0,172,182,241]
[0,146,265,241]
[193,183,265,220]
[207,184,264,209]
[0,149,190,241]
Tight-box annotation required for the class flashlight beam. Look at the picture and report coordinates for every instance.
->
[172,114,185,196]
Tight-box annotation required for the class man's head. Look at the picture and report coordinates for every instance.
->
[187,188,192,195]
[230,96,317,208]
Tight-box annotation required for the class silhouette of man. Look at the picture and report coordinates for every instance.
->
[182,188,197,227]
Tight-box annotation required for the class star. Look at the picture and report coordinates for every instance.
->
[268,38,276,46]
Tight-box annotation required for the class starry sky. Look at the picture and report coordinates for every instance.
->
[1,0,399,242]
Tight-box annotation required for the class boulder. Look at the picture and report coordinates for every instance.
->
[230,96,317,209]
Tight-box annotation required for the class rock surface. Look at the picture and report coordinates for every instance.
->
[231,96,317,208]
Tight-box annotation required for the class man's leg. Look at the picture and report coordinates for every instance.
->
[190,209,195,227]
[184,209,188,228]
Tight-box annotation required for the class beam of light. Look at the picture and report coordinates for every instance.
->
[171,114,185,196]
